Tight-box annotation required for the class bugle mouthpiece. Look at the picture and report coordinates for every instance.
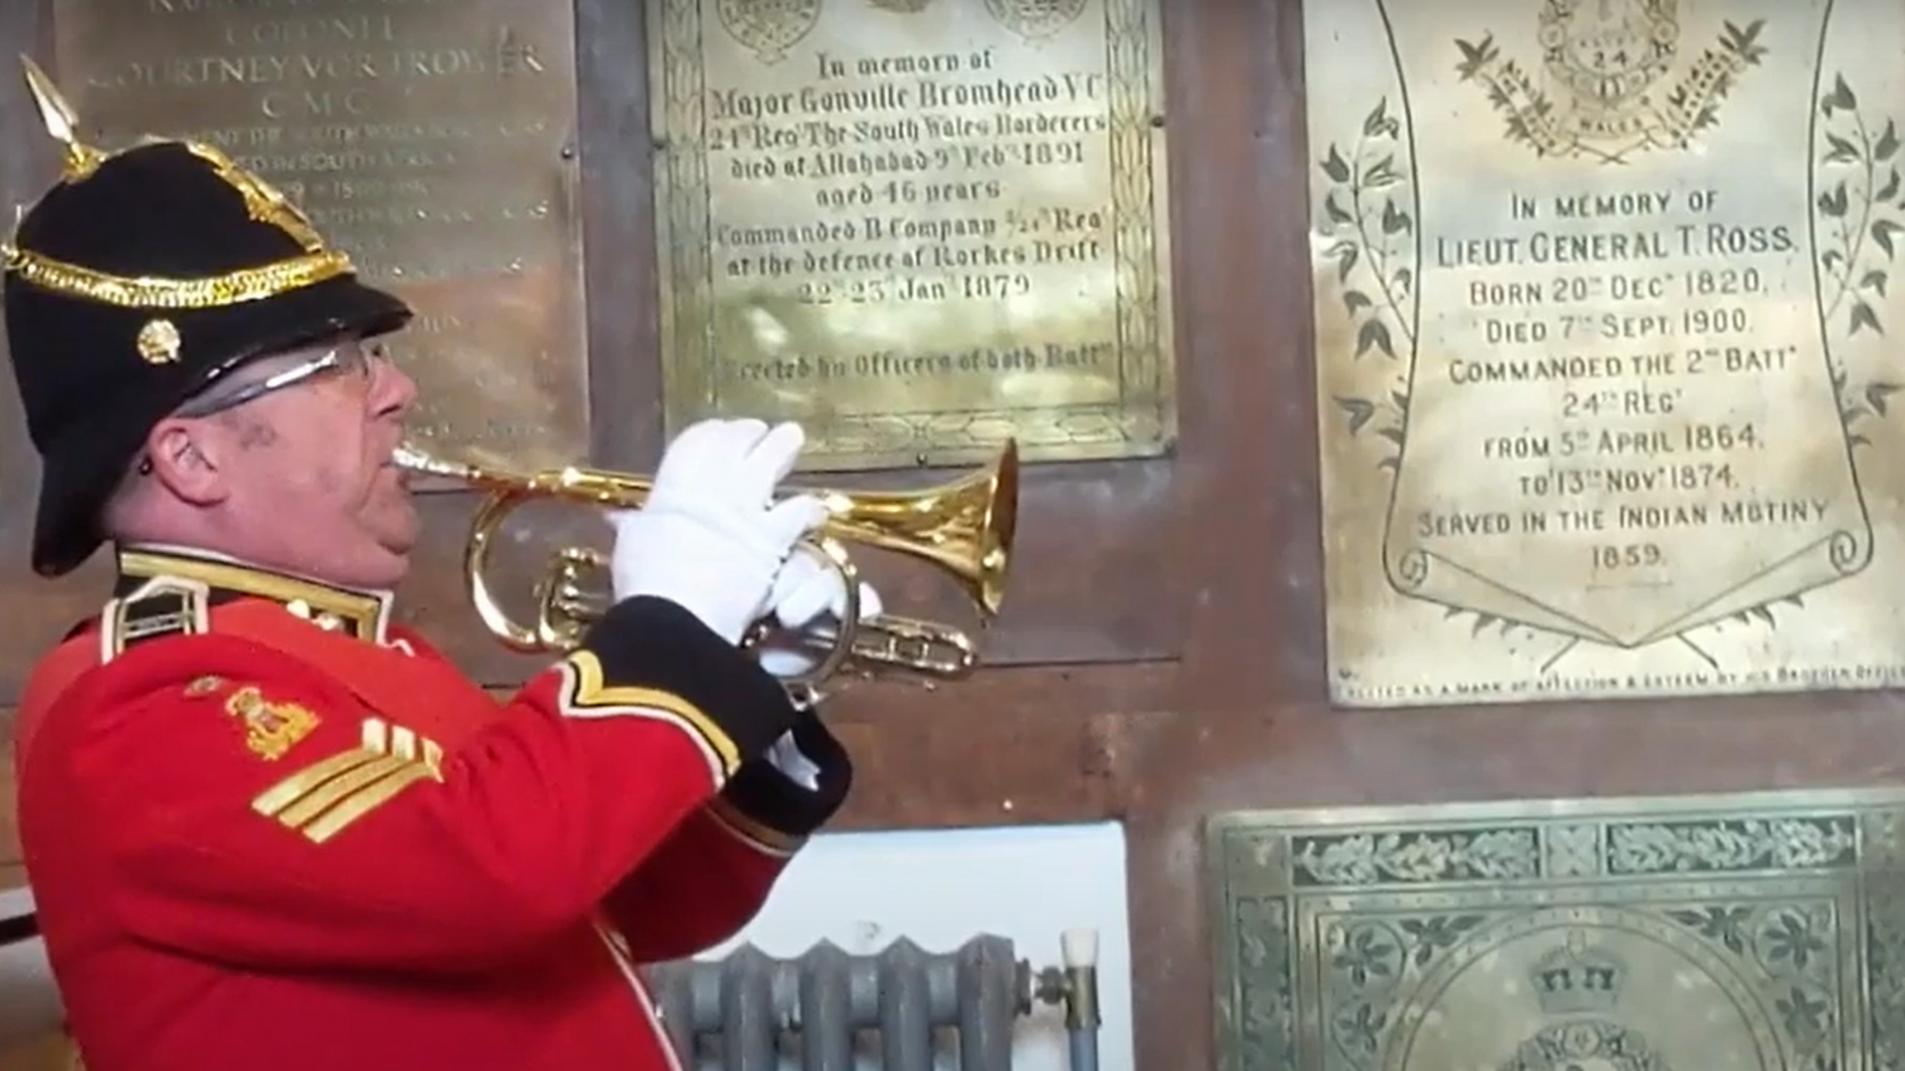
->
[391,441,468,480]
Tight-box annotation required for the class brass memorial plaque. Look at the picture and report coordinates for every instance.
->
[1211,789,1905,1071]
[647,0,1174,469]
[1310,1,1905,705]
[51,0,588,469]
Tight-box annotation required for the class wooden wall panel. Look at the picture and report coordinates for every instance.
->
[1,709,17,882]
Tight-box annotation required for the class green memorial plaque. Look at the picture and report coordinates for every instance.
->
[1210,789,1905,1069]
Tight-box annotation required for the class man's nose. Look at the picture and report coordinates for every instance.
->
[370,353,419,417]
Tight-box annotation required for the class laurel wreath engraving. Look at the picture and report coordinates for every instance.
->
[1319,98,1415,478]
[1816,74,1904,454]
[1608,818,1857,874]
[1293,829,1537,886]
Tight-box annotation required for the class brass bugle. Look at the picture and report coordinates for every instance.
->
[392,439,1018,683]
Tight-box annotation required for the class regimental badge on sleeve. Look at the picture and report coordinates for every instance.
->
[179,677,321,761]
[223,685,320,761]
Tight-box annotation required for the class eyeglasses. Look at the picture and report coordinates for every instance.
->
[135,342,387,475]
[172,342,383,419]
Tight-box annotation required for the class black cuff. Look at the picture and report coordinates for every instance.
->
[719,710,852,838]
[575,595,800,767]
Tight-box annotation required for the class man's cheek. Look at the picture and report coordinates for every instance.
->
[309,464,344,496]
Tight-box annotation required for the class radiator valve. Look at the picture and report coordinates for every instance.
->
[1020,927,1102,1070]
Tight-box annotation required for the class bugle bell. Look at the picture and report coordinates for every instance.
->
[393,439,1018,688]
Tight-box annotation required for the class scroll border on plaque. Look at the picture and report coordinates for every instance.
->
[646,0,1176,471]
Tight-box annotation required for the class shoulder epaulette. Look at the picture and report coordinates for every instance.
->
[99,575,210,663]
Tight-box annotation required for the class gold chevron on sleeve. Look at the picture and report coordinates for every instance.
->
[251,717,445,843]
[557,651,738,781]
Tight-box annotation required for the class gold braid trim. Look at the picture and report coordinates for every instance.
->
[0,244,353,309]
[181,140,328,253]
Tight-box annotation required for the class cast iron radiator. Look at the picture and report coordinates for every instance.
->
[643,932,1100,1071]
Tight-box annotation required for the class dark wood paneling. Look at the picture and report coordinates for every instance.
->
[1167,0,1323,710]
[575,0,663,472]
[821,663,1176,828]
[1,708,17,872]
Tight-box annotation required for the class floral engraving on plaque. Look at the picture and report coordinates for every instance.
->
[1233,896,1296,1071]
[1606,817,1856,874]
[717,0,823,63]
[1867,887,1905,1068]
[1292,828,1538,886]
[983,0,1089,40]
[1317,914,1487,1067]
[1453,5,1768,165]
[1545,825,1601,877]
[1662,903,1840,1066]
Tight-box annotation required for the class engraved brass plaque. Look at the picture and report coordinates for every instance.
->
[1310,0,1905,705]
[51,0,588,470]
[1211,788,1905,1071]
[647,0,1175,470]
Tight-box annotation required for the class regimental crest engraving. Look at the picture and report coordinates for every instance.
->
[717,0,823,63]
[1502,1020,1667,1071]
[983,0,1089,41]
[1210,791,1904,1071]
[1455,3,1769,164]
[1500,935,1669,1071]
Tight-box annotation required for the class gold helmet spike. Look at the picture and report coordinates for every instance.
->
[19,54,105,181]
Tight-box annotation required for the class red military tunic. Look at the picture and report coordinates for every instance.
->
[14,546,851,1071]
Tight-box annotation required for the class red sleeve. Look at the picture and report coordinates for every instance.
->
[603,711,852,962]
[46,597,802,975]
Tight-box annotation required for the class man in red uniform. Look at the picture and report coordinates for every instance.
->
[4,68,866,1070]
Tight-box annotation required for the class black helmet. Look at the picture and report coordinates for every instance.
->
[2,61,411,576]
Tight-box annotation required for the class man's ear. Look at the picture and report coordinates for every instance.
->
[143,420,229,507]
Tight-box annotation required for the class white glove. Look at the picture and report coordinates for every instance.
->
[609,418,827,644]
[756,553,880,789]
[754,548,884,680]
